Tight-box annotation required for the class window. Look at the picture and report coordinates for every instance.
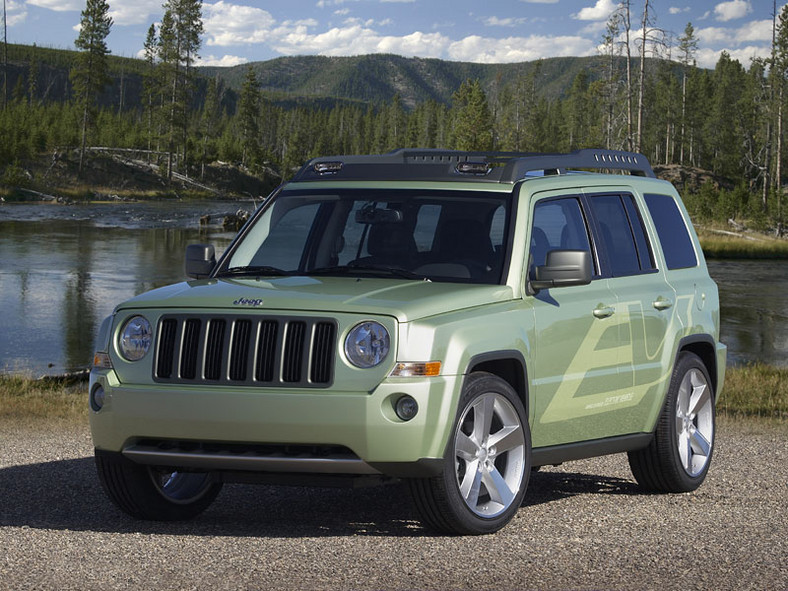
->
[589,194,654,277]
[530,198,592,270]
[644,193,698,270]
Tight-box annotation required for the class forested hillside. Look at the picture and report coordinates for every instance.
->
[0,26,786,234]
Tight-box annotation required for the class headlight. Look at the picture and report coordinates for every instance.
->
[344,321,390,368]
[118,315,152,361]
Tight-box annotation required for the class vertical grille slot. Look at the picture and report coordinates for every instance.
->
[229,320,252,381]
[283,321,306,383]
[311,322,336,384]
[255,320,279,382]
[180,318,201,379]
[204,320,226,380]
[154,315,336,388]
[156,319,178,378]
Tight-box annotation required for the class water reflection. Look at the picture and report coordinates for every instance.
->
[707,260,788,368]
[1,203,237,375]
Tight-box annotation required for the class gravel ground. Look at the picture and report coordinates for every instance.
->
[0,418,786,591]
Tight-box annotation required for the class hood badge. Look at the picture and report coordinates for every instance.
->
[233,297,264,307]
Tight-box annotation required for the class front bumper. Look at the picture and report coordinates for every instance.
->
[89,369,460,478]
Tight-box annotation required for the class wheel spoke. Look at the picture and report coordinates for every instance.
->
[688,381,711,417]
[471,395,495,445]
[455,431,478,462]
[488,424,524,454]
[482,465,515,509]
[459,460,483,506]
[690,427,712,458]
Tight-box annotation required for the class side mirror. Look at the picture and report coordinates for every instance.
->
[185,244,216,279]
[529,250,592,293]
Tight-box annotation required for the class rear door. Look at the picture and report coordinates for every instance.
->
[585,190,677,435]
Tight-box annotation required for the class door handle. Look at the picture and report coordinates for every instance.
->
[652,297,673,311]
[593,305,615,319]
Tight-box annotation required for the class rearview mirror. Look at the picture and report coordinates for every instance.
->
[185,244,216,279]
[529,250,592,293]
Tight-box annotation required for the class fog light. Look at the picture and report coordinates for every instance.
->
[394,395,419,421]
[90,384,106,412]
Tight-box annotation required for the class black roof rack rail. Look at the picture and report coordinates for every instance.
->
[292,148,655,183]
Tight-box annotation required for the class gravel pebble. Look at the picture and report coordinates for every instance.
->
[1,418,786,590]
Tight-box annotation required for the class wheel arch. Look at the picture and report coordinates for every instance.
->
[466,351,529,415]
[677,334,718,396]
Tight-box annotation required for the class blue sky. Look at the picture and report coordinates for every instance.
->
[5,0,779,69]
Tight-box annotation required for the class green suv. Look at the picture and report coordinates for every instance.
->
[89,149,726,535]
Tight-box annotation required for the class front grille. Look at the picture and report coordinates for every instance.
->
[154,314,336,388]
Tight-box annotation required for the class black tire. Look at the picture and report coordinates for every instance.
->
[628,352,715,492]
[95,450,223,521]
[408,372,531,535]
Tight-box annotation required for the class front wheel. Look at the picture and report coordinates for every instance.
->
[95,450,223,521]
[408,372,531,535]
[628,352,715,492]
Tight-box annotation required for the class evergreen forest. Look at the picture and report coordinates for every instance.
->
[2,0,788,235]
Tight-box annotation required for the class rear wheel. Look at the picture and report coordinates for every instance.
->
[409,372,531,535]
[628,352,715,492]
[95,450,222,520]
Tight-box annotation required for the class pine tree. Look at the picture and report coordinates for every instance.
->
[451,79,493,151]
[238,66,260,168]
[71,0,112,174]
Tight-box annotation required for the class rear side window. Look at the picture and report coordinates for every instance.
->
[644,193,698,270]
[589,194,654,277]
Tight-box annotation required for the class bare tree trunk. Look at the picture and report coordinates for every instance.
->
[636,0,650,153]
[624,1,633,151]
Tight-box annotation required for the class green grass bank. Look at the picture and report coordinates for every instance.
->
[1,364,786,426]
[698,229,788,259]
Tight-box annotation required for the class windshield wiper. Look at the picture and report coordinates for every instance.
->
[216,265,292,277]
[309,264,428,281]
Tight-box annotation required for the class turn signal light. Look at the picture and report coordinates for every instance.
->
[390,361,441,377]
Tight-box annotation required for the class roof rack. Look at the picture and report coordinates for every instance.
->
[292,148,655,183]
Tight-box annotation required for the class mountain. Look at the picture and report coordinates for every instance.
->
[200,54,614,109]
[6,43,618,113]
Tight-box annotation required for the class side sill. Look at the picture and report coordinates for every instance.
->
[532,433,653,467]
[367,458,445,478]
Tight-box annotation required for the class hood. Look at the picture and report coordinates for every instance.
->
[116,276,515,322]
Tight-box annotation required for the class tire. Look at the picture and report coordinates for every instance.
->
[628,352,715,492]
[408,372,531,535]
[95,450,223,521]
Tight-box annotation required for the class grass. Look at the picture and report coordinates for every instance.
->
[698,229,788,259]
[0,374,88,427]
[718,363,788,422]
[1,364,786,426]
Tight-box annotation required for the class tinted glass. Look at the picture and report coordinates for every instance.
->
[228,189,512,284]
[530,198,592,270]
[589,194,655,277]
[644,193,698,270]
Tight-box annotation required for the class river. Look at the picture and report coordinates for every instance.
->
[0,201,785,375]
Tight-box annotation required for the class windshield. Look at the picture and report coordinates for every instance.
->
[221,188,513,284]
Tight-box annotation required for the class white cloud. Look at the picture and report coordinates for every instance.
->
[203,1,277,46]
[714,1,752,22]
[484,16,528,27]
[108,0,163,26]
[669,7,691,15]
[5,0,27,27]
[196,54,249,67]
[696,19,771,46]
[574,0,618,21]
[448,34,595,63]
[696,45,769,69]
[27,0,81,11]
